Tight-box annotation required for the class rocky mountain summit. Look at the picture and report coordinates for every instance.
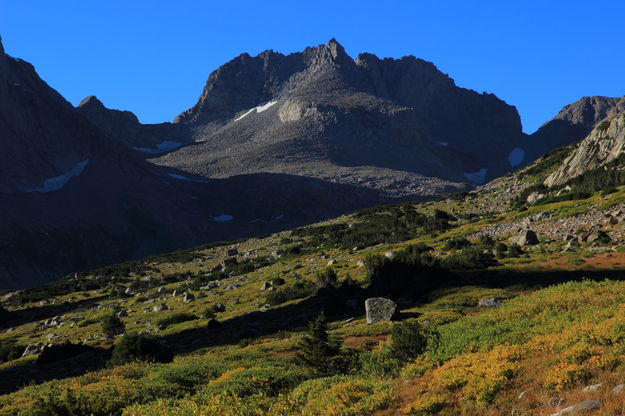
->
[155,39,526,194]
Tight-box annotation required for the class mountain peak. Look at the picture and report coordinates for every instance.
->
[326,38,351,60]
[78,95,105,109]
[0,35,4,55]
[326,38,346,59]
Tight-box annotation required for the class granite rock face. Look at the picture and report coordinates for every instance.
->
[544,111,625,187]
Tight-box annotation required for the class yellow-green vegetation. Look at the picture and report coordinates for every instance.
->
[3,178,625,415]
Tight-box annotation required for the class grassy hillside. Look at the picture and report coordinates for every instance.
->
[2,164,625,415]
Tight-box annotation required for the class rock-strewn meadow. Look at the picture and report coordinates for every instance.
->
[4,130,625,415]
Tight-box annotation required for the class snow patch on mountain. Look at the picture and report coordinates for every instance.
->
[234,101,277,121]
[463,168,488,184]
[132,141,183,154]
[27,160,89,193]
[256,101,277,113]
[508,147,525,167]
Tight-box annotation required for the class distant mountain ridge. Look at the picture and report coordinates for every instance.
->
[2,36,622,288]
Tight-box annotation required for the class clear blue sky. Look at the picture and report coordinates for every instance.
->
[2,0,623,133]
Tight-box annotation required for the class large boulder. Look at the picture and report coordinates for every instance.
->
[582,383,602,392]
[21,342,44,357]
[152,303,168,312]
[365,297,397,324]
[586,230,611,244]
[223,257,238,267]
[511,230,539,246]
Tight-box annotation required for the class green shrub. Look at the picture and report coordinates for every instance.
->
[202,308,216,320]
[315,268,338,288]
[155,362,227,395]
[601,187,618,196]
[270,277,286,286]
[265,280,317,306]
[434,209,456,222]
[389,321,429,361]
[366,246,443,297]
[477,235,495,248]
[359,347,402,377]
[37,342,92,364]
[596,120,610,131]
[287,376,392,416]
[29,388,90,416]
[441,246,498,270]
[443,238,471,251]
[156,313,199,329]
[507,244,524,258]
[0,339,25,363]
[210,303,226,313]
[101,313,125,338]
[194,366,305,400]
[109,333,173,366]
[291,205,454,250]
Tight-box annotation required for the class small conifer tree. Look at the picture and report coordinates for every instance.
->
[315,268,338,288]
[295,312,342,376]
[101,313,125,338]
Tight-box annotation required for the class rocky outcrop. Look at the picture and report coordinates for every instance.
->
[527,95,625,161]
[544,112,625,187]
